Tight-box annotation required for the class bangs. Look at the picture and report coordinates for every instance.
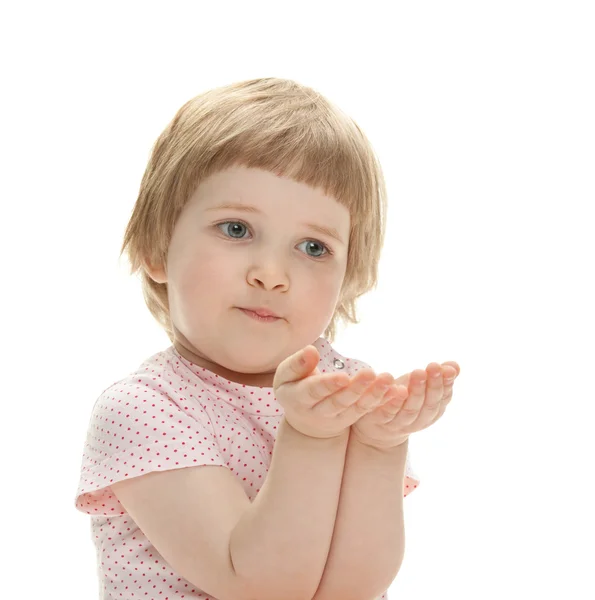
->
[168,81,378,224]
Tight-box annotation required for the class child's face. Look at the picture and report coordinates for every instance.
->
[147,165,351,387]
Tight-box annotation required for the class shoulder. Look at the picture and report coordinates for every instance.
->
[312,337,373,377]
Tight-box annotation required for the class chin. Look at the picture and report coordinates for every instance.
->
[229,359,277,375]
[227,346,284,373]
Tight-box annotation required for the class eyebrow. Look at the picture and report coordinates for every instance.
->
[205,202,346,245]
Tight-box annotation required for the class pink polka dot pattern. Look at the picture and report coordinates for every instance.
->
[74,337,420,599]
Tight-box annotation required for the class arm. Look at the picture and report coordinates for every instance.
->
[311,432,409,600]
[230,416,350,600]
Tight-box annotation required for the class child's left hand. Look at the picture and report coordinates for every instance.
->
[350,361,460,449]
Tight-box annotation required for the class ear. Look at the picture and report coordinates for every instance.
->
[144,257,168,284]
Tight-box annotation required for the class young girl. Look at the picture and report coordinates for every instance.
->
[74,77,459,600]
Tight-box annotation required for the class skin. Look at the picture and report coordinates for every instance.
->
[347,360,461,448]
[145,165,351,388]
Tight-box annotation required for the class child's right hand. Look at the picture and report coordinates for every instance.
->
[273,344,399,440]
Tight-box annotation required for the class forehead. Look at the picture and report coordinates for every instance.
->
[192,167,350,243]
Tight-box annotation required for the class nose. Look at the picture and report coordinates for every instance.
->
[247,258,289,292]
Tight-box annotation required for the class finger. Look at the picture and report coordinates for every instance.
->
[341,372,393,417]
[352,373,395,412]
[441,385,454,407]
[392,364,455,430]
[396,369,428,423]
[441,361,460,378]
[370,384,409,423]
[310,368,377,415]
[429,386,454,425]
[424,363,445,411]
[274,345,320,389]
[303,371,352,406]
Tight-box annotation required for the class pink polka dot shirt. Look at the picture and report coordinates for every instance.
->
[74,337,420,599]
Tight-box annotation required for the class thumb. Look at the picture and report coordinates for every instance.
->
[274,345,320,388]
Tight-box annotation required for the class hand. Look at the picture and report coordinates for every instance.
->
[350,361,460,449]
[273,345,401,440]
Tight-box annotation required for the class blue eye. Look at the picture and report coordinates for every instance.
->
[216,221,333,259]
[219,221,249,239]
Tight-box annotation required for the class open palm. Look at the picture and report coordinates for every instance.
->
[351,361,460,449]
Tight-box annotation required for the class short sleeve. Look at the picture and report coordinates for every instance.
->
[342,354,421,498]
[74,377,227,517]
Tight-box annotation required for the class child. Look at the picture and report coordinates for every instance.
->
[74,77,458,600]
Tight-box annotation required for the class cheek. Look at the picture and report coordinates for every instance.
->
[175,246,234,299]
[294,267,344,309]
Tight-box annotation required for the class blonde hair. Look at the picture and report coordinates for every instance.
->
[119,77,388,345]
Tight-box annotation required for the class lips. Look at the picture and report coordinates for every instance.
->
[240,307,281,318]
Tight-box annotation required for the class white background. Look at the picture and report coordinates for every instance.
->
[1,1,593,598]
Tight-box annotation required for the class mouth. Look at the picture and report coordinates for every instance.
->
[238,308,282,323]
[239,306,281,318]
